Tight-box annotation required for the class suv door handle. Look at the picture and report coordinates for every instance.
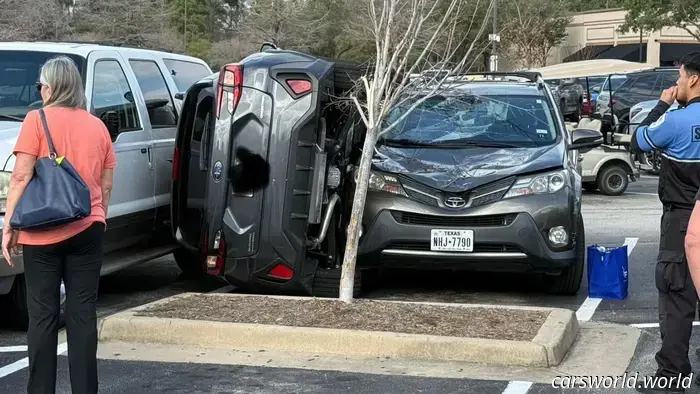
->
[147,146,153,170]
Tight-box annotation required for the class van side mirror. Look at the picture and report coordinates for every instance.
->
[229,147,270,193]
[175,92,185,100]
[569,128,603,150]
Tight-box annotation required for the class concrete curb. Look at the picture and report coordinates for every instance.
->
[97,293,579,368]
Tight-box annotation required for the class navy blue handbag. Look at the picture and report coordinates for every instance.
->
[587,244,629,300]
[9,109,91,230]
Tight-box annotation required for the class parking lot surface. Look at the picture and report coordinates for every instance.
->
[3,173,696,393]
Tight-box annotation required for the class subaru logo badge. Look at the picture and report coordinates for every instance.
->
[213,161,223,181]
[444,196,466,208]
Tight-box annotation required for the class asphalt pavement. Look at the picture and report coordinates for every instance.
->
[2,173,696,394]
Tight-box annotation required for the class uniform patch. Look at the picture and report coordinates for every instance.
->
[693,125,700,142]
[649,113,666,129]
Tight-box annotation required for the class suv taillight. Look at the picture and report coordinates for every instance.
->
[216,64,243,119]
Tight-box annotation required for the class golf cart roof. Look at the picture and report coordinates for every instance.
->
[525,59,655,80]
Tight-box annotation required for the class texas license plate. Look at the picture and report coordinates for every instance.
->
[430,229,474,252]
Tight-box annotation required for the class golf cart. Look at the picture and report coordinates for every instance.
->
[527,60,651,195]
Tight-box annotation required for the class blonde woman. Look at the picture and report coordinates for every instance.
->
[1,56,116,394]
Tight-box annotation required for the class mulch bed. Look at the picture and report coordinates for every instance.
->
[135,294,549,342]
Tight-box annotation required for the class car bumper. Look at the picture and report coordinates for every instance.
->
[356,189,579,274]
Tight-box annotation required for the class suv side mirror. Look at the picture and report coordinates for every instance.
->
[569,128,603,150]
[229,147,270,193]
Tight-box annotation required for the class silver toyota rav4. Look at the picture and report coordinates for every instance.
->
[0,42,212,328]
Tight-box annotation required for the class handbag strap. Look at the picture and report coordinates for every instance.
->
[38,109,58,159]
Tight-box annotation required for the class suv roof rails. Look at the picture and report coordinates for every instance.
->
[18,40,174,53]
[454,71,542,82]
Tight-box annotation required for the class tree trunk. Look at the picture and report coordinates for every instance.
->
[338,126,378,303]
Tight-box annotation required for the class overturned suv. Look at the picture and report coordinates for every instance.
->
[171,47,604,297]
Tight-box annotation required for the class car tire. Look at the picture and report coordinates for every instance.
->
[544,214,585,295]
[331,60,369,92]
[173,248,204,277]
[6,275,66,331]
[312,266,362,298]
[597,164,628,196]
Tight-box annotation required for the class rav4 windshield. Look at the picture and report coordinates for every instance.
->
[0,51,86,121]
[382,94,558,147]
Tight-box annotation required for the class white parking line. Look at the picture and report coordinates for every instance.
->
[0,342,66,379]
[501,237,639,394]
[625,192,658,196]
[0,346,27,353]
[502,381,533,394]
[631,322,700,328]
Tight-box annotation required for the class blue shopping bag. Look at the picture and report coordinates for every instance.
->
[587,244,628,300]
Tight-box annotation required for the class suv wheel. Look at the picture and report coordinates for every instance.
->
[312,266,362,298]
[544,214,585,295]
[173,248,204,277]
[597,164,628,196]
[5,275,64,330]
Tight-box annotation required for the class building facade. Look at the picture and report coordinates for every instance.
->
[503,9,700,70]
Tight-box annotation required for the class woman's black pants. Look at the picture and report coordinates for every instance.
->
[22,222,104,394]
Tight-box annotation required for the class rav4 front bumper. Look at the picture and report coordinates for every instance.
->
[356,189,580,274]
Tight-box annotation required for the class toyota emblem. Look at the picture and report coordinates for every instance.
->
[444,196,466,208]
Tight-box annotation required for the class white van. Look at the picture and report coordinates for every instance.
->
[0,42,213,328]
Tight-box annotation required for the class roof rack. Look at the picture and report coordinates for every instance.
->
[455,71,542,82]
[12,40,174,53]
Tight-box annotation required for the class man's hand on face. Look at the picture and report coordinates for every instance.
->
[660,86,678,105]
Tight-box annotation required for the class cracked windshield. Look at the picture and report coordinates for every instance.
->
[381,94,558,147]
[0,51,85,122]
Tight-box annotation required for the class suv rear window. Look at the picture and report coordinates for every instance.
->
[163,59,211,93]
[382,94,558,147]
[0,51,85,120]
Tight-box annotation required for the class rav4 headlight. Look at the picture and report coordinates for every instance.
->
[503,170,568,199]
[354,168,407,196]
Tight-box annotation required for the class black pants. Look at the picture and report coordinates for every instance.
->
[655,208,698,378]
[23,222,104,394]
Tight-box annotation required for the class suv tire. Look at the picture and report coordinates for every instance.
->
[544,214,585,295]
[312,266,362,298]
[598,164,628,196]
[173,248,204,277]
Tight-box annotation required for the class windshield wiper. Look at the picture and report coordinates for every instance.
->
[0,114,23,122]
[434,140,523,148]
[378,138,446,148]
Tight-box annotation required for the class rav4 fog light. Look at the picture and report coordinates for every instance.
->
[548,226,568,246]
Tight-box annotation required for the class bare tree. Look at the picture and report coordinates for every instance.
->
[338,0,495,302]
[0,0,72,41]
[500,0,570,68]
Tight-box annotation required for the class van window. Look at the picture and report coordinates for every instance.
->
[129,60,177,128]
[0,51,85,121]
[91,60,141,140]
[163,59,212,93]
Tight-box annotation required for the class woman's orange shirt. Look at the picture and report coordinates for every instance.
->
[12,107,117,246]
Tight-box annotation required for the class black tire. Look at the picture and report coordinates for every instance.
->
[173,248,204,277]
[544,214,585,295]
[331,60,368,92]
[597,164,628,196]
[312,266,362,298]
[583,182,597,192]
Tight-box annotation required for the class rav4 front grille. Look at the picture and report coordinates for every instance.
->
[391,212,517,227]
[397,175,516,208]
[385,241,523,253]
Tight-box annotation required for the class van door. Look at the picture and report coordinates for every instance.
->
[127,58,180,225]
[85,51,156,250]
[171,79,216,251]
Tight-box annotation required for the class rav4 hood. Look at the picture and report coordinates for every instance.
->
[372,143,565,192]
[0,121,21,171]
